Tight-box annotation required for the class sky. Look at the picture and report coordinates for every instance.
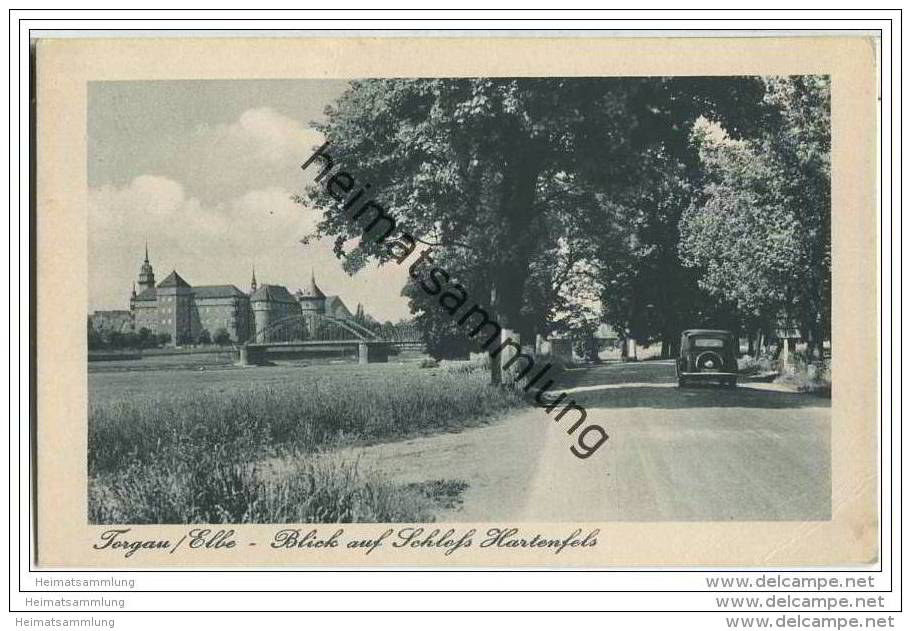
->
[87,79,414,322]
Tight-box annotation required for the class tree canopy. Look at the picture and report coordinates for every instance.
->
[298,76,828,373]
[680,76,831,354]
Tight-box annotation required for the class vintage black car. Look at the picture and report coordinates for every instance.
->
[676,329,738,388]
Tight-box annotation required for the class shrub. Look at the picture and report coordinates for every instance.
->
[440,358,485,375]
[776,354,831,397]
[213,328,231,346]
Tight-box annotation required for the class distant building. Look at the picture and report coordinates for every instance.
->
[89,310,133,335]
[125,247,354,345]
[324,295,354,320]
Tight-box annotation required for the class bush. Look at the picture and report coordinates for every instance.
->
[137,327,156,348]
[440,357,487,375]
[88,326,104,350]
[737,355,778,375]
[776,353,831,397]
[213,328,231,346]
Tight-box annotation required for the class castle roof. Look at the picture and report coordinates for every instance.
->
[298,272,325,299]
[133,287,157,302]
[324,295,352,318]
[251,284,298,304]
[193,285,248,299]
[157,270,191,289]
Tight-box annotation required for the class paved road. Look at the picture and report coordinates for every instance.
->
[520,360,831,522]
[347,360,831,522]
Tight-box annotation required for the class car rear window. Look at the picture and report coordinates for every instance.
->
[692,337,725,348]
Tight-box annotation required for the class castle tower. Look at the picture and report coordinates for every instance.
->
[137,242,155,291]
[298,270,326,315]
[156,270,192,346]
[251,284,301,342]
[251,287,272,340]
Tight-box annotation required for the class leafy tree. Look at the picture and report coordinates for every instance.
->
[137,327,153,349]
[404,281,476,360]
[680,76,831,357]
[87,319,103,350]
[196,329,212,345]
[301,77,766,383]
[106,330,124,349]
[596,151,742,356]
[213,328,231,346]
[121,332,139,349]
[351,302,382,334]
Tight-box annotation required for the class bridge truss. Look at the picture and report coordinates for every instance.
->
[252,313,382,344]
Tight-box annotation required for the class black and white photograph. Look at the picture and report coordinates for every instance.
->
[85,74,833,526]
[18,17,896,628]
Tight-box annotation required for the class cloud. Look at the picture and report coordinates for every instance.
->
[88,107,412,322]
[214,107,320,165]
[181,107,325,202]
[89,175,319,303]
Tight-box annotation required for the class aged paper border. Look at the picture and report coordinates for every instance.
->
[35,35,879,568]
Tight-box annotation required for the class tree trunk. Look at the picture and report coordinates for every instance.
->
[754,329,765,359]
[489,286,503,386]
[486,151,541,386]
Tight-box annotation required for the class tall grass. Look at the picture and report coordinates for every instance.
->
[89,455,439,524]
[89,371,523,474]
[88,368,523,523]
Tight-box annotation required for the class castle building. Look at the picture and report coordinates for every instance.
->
[126,248,352,345]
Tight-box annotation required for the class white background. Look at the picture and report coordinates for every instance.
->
[7,9,901,629]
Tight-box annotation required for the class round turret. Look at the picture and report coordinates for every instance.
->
[298,271,326,314]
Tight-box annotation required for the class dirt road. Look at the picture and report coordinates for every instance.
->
[348,360,831,522]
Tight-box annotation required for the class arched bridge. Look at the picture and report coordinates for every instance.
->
[238,313,392,365]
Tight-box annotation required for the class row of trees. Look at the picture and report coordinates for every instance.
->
[88,324,233,351]
[301,76,831,378]
[88,325,171,351]
[352,303,420,342]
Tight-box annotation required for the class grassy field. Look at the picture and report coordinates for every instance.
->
[88,361,524,524]
[88,350,238,373]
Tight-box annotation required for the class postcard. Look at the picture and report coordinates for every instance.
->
[34,35,879,567]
